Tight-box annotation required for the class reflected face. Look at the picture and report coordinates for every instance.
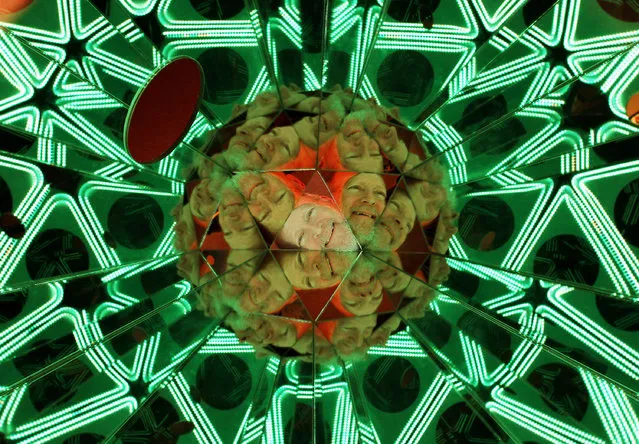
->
[296,96,322,114]
[341,174,386,240]
[222,251,261,296]
[218,188,264,248]
[279,251,352,289]
[331,315,377,355]
[174,204,196,251]
[247,91,280,118]
[278,203,359,250]
[293,110,341,148]
[406,180,448,223]
[231,314,298,348]
[244,126,300,170]
[376,253,411,293]
[340,260,383,316]
[237,172,295,235]
[228,117,271,153]
[189,179,217,220]
[238,257,293,313]
[337,120,383,172]
[373,190,416,250]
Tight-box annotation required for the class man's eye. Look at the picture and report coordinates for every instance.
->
[305,207,315,222]
[275,190,287,203]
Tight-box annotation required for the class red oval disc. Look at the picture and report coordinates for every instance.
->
[597,0,639,22]
[125,57,203,164]
[0,0,33,15]
[626,93,639,125]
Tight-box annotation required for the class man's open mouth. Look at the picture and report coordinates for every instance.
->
[324,222,336,247]
[379,221,395,244]
[351,210,376,220]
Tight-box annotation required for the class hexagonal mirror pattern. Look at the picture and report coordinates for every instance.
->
[1,0,639,443]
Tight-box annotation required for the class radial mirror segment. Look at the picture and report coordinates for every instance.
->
[1,0,639,443]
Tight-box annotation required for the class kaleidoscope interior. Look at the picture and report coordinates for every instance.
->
[1,0,639,442]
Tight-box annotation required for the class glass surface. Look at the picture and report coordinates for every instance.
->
[1,0,639,443]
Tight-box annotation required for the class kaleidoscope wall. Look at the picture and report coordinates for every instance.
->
[1,0,639,443]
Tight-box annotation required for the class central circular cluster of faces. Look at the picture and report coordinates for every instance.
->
[173,84,459,363]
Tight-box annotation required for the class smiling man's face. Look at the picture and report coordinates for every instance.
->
[371,190,416,250]
[242,126,300,170]
[341,173,387,241]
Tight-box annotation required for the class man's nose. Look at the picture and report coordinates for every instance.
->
[360,191,376,205]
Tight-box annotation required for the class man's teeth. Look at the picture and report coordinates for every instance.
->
[352,211,376,219]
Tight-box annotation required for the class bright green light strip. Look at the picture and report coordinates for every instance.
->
[368,331,426,357]
[157,0,252,30]
[331,15,358,44]
[0,283,65,361]
[10,372,133,441]
[396,373,451,444]
[153,222,177,258]
[0,384,26,428]
[527,1,565,47]
[561,149,590,174]
[0,0,69,43]
[446,256,528,292]
[142,332,161,382]
[355,6,380,86]
[245,66,270,104]
[470,0,528,32]
[360,75,380,103]
[458,332,481,383]
[303,63,321,91]
[101,255,178,283]
[78,180,178,266]
[606,378,639,441]
[565,0,639,51]
[456,181,553,272]
[164,39,258,60]
[93,162,133,180]
[276,6,303,49]
[574,162,639,292]
[448,58,476,97]
[347,11,363,88]
[607,47,639,120]
[241,410,268,444]
[199,328,255,354]
[581,369,638,444]
[490,180,550,270]
[0,31,58,90]
[268,386,296,444]
[148,340,201,391]
[0,155,45,264]
[482,289,529,311]
[119,0,158,16]
[232,402,254,444]
[285,361,342,384]
[488,387,607,444]
[0,193,111,286]
[45,111,135,165]
[10,398,136,444]
[169,374,223,444]
[539,286,639,377]
[0,52,32,111]
[0,107,39,135]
